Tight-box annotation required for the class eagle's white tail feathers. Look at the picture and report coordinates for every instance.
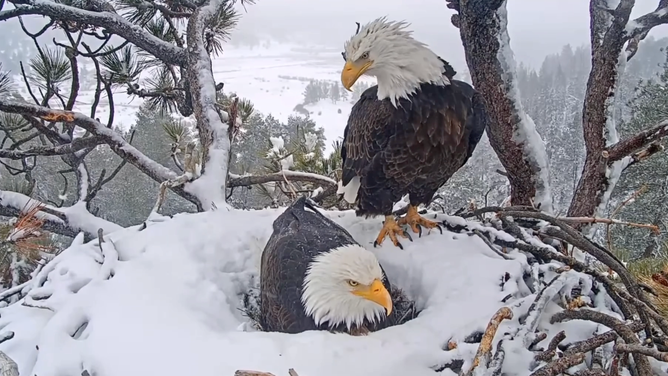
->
[337,176,361,204]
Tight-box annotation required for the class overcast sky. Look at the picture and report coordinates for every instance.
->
[231,0,668,68]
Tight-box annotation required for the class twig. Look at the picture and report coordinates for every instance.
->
[615,343,668,362]
[464,306,513,376]
[558,216,659,234]
[530,352,585,376]
[550,309,652,376]
[564,321,645,356]
[534,331,566,362]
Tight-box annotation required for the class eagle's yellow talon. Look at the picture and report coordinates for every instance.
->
[374,216,409,249]
[397,205,442,236]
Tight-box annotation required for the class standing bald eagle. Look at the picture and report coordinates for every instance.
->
[260,196,395,335]
[337,18,488,248]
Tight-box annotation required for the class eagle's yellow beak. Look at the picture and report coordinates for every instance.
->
[352,279,393,316]
[341,60,373,91]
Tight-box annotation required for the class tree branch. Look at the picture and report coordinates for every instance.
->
[447,0,552,210]
[0,136,102,159]
[567,0,668,221]
[607,119,668,161]
[0,190,121,239]
[0,99,201,206]
[227,171,337,188]
[0,0,187,66]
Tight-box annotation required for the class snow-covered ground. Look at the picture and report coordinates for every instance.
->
[0,204,633,376]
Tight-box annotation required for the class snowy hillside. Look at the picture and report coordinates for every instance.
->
[0,204,649,376]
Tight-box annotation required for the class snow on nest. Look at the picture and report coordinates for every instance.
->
[0,206,621,376]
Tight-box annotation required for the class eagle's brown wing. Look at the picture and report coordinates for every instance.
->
[340,86,395,187]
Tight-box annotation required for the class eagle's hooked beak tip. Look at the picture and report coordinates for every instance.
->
[341,60,371,92]
[353,279,393,316]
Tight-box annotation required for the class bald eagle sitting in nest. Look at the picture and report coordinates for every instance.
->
[258,197,414,335]
[337,18,489,249]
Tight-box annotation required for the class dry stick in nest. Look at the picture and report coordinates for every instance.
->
[551,309,653,376]
[463,306,513,376]
[616,343,668,362]
[534,331,566,362]
[530,352,585,376]
[441,214,663,375]
[495,209,654,345]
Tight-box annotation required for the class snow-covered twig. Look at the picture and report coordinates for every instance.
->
[228,171,336,189]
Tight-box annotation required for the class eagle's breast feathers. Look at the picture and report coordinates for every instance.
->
[341,77,483,215]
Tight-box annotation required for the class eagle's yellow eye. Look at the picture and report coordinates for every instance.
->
[361,52,369,60]
[347,280,359,287]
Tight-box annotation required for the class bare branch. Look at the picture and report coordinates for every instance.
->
[0,0,187,66]
[0,136,102,159]
[616,343,668,362]
[228,171,337,189]
[0,100,201,206]
[607,119,668,161]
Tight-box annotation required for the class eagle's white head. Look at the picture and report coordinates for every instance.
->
[301,244,393,330]
[342,17,450,106]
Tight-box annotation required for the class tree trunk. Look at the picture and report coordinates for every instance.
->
[449,0,553,211]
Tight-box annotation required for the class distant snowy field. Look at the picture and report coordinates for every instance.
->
[213,44,374,153]
[11,43,376,154]
[0,204,631,376]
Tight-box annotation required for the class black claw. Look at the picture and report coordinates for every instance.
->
[417,224,423,238]
[436,224,443,234]
[396,241,404,250]
[373,240,379,248]
[404,231,413,242]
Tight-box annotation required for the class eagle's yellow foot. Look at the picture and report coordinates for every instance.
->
[397,205,443,237]
[373,215,412,249]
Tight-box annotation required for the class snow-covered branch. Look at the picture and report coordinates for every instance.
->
[0,190,122,239]
[625,1,668,59]
[182,0,233,211]
[447,0,553,212]
[0,0,187,66]
[0,99,202,206]
[228,171,337,189]
[607,118,668,161]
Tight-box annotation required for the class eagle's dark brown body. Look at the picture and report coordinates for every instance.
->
[341,62,488,217]
[259,197,399,334]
